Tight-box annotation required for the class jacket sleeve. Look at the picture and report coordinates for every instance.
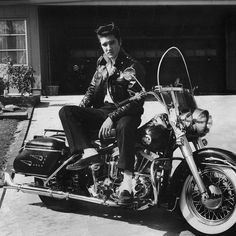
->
[79,69,99,107]
[108,62,145,121]
[108,98,144,122]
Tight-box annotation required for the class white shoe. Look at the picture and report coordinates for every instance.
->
[66,148,99,171]
[119,171,133,194]
[83,148,98,158]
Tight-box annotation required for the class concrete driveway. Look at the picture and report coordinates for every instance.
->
[1,95,236,236]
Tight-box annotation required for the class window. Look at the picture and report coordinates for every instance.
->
[0,19,28,65]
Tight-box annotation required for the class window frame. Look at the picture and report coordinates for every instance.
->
[0,19,28,66]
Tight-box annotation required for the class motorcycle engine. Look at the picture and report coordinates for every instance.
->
[88,146,121,199]
[88,146,155,204]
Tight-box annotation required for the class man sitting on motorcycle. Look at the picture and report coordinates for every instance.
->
[59,23,145,204]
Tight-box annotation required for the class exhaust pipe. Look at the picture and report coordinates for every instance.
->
[1,172,119,207]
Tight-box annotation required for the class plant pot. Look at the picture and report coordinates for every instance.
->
[32,88,42,96]
[46,85,59,96]
[3,89,8,97]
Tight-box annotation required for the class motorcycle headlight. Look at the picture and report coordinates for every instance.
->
[192,109,210,135]
[207,115,213,130]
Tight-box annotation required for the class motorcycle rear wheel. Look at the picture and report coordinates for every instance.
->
[35,178,73,211]
[180,166,236,235]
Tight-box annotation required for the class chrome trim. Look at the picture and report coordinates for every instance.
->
[199,149,236,165]
[134,172,150,178]
[150,159,160,205]
[179,136,208,196]
[20,160,32,166]
[155,86,191,93]
[44,154,77,187]
[47,137,66,143]
[2,172,120,207]
[15,172,48,178]
[200,162,235,169]
[193,138,205,150]
[171,89,180,116]
[202,156,236,171]
[33,176,47,181]
[25,147,62,153]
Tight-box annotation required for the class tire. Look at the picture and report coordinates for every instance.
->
[35,178,73,211]
[180,166,236,235]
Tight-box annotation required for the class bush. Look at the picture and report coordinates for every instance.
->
[0,78,4,95]
[1,57,35,95]
[8,64,35,95]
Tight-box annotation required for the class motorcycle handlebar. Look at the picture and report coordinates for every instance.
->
[117,91,147,107]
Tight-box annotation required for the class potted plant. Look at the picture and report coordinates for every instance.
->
[0,78,4,96]
[2,57,35,96]
[0,57,40,107]
[46,85,59,96]
[0,62,8,96]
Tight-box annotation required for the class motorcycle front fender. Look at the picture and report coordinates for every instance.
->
[167,147,236,210]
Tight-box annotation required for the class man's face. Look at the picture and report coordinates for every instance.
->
[99,35,121,60]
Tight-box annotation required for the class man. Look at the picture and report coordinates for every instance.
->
[59,23,145,203]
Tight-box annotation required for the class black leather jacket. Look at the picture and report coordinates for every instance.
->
[79,49,145,122]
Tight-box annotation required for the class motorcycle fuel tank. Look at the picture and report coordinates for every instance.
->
[13,136,68,177]
[138,113,173,152]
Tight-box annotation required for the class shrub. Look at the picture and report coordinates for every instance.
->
[0,78,4,95]
[1,56,35,95]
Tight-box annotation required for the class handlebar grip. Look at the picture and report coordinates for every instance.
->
[117,98,132,107]
[117,92,146,107]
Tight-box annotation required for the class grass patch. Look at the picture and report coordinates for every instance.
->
[0,119,18,169]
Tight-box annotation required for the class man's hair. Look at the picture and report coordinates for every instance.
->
[95,22,121,43]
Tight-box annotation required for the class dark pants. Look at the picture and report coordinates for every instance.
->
[59,104,141,172]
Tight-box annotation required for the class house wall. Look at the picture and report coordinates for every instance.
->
[0,5,41,89]
[226,17,236,92]
[38,5,234,95]
[1,4,236,94]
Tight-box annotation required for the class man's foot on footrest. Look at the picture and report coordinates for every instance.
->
[66,153,100,170]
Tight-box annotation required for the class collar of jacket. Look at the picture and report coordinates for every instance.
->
[98,48,129,68]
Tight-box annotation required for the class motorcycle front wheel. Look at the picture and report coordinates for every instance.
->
[180,166,236,235]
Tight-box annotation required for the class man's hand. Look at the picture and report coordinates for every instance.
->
[107,65,117,77]
[98,117,113,139]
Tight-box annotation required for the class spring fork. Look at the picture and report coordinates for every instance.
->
[179,135,208,199]
[150,161,157,205]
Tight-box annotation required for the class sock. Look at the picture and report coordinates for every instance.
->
[119,170,133,194]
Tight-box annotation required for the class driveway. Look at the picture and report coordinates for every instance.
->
[1,95,236,236]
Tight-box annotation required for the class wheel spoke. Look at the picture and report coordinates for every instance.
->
[187,168,236,222]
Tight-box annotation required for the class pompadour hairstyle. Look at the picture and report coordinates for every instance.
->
[95,22,121,43]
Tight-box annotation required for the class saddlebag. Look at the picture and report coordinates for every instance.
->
[13,136,68,177]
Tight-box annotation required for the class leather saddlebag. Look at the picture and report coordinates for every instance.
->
[13,136,68,177]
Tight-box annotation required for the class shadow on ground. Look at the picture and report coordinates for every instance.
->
[29,198,236,236]
[30,199,191,236]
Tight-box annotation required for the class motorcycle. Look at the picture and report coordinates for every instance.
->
[1,47,236,235]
